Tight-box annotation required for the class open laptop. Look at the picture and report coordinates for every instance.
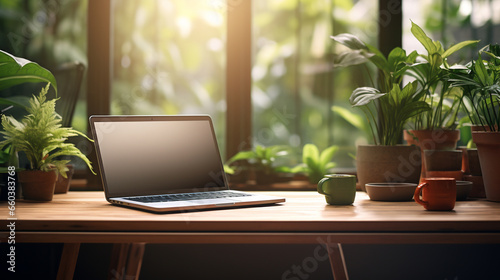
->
[89,115,285,213]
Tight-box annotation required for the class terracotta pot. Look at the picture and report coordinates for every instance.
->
[18,170,57,201]
[403,130,419,146]
[54,164,75,194]
[471,131,500,202]
[424,150,462,171]
[405,130,460,182]
[406,130,460,150]
[356,145,421,192]
[470,125,498,132]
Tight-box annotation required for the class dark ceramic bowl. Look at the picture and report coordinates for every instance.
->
[456,180,473,201]
[365,183,418,201]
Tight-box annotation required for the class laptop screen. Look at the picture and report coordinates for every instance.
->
[90,115,228,198]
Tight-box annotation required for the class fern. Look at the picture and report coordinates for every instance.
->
[0,83,95,177]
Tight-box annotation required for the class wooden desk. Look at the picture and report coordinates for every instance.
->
[2,191,500,280]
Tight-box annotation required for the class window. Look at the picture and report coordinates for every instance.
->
[3,0,499,188]
[111,0,226,154]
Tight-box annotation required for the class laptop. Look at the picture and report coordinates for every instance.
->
[89,115,285,213]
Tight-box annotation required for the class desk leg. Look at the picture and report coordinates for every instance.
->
[57,243,81,280]
[327,243,349,280]
[108,243,145,280]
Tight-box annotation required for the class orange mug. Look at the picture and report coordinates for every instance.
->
[414,178,456,211]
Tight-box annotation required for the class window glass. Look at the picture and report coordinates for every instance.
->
[252,0,378,168]
[112,0,227,156]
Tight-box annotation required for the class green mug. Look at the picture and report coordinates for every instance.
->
[317,174,357,205]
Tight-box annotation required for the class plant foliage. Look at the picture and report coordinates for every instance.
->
[291,144,338,184]
[0,84,94,176]
[226,145,290,175]
[331,29,429,145]
[449,44,500,132]
[408,21,479,130]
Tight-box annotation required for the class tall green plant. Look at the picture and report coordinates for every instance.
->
[0,84,93,176]
[331,32,429,145]
[408,21,478,130]
[449,44,500,132]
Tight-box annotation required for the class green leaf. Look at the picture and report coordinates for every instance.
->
[442,40,479,58]
[387,47,406,72]
[349,87,386,106]
[0,50,57,93]
[330,34,368,50]
[302,144,319,169]
[319,146,338,170]
[331,105,368,132]
[411,21,438,54]
[227,150,256,164]
[332,50,372,68]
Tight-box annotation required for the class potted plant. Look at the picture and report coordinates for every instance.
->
[448,44,500,201]
[404,22,478,150]
[331,29,428,191]
[0,49,59,200]
[0,84,94,201]
[290,144,338,185]
[225,145,291,185]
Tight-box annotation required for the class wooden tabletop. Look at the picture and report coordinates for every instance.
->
[2,191,500,232]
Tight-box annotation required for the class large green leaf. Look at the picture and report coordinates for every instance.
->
[0,50,57,92]
[349,87,386,106]
[442,40,479,58]
[302,144,319,170]
[331,105,368,132]
[319,146,338,171]
[387,47,407,72]
[411,21,438,55]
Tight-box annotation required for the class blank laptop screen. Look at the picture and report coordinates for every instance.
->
[92,117,227,198]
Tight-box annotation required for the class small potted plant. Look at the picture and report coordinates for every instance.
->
[225,145,292,185]
[0,84,94,201]
[448,44,500,201]
[290,144,338,185]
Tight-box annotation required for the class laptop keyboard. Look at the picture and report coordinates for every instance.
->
[124,191,252,203]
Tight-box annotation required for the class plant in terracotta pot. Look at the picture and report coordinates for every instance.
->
[225,145,291,185]
[448,44,500,201]
[404,22,478,147]
[0,84,94,201]
[0,50,58,200]
[290,144,338,185]
[331,29,428,191]
[402,22,478,182]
